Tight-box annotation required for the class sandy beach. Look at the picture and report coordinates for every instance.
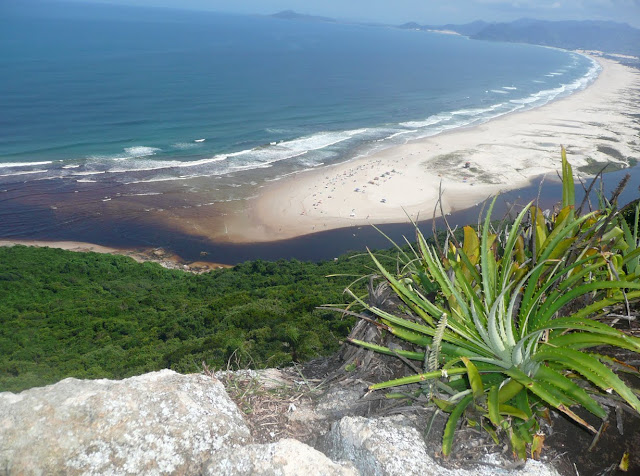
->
[224,55,640,242]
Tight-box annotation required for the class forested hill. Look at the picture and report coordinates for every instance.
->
[0,245,375,392]
[400,19,640,58]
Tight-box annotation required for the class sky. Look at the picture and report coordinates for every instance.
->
[68,0,640,27]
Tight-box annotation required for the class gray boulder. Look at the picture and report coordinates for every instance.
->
[325,416,560,476]
[203,438,358,475]
[0,369,250,475]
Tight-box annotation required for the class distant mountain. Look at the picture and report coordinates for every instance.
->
[399,18,640,58]
[271,10,336,23]
[473,19,640,57]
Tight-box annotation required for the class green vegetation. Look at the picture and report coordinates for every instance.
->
[0,247,380,392]
[342,149,640,459]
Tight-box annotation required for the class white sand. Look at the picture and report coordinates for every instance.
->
[234,56,640,242]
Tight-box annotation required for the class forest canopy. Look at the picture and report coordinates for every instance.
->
[0,245,381,392]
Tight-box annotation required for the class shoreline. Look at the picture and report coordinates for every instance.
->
[0,240,230,273]
[2,55,639,260]
[216,55,640,243]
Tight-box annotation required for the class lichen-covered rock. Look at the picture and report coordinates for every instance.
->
[325,416,560,476]
[0,369,250,475]
[203,438,358,476]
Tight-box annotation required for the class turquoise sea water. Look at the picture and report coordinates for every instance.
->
[1,1,598,191]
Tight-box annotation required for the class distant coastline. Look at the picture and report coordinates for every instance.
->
[397,17,640,60]
[425,29,462,36]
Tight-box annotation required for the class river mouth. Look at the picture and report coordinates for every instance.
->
[1,165,636,265]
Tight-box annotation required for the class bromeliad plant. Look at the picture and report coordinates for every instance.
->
[344,149,640,459]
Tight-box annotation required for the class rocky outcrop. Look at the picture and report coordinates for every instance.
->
[0,370,562,476]
[325,416,560,476]
[0,370,250,475]
[203,439,358,475]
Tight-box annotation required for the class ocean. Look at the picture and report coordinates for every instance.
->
[0,1,604,261]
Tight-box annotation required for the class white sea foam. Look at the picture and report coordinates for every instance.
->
[452,104,504,116]
[277,128,367,152]
[76,178,97,183]
[62,164,81,169]
[112,129,368,177]
[0,169,48,177]
[508,58,599,109]
[503,86,517,90]
[379,129,418,141]
[173,142,201,150]
[398,102,507,136]
[0,161,52,168]
[108,161,183,173]
[126,173,221,184]
[229,162,275,172]
[400,112,453,128]
[490,89,509,94]
[124,146,161,157]
[71,171,105,176]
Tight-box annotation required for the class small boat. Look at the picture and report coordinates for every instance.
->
[194,139,206,143]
